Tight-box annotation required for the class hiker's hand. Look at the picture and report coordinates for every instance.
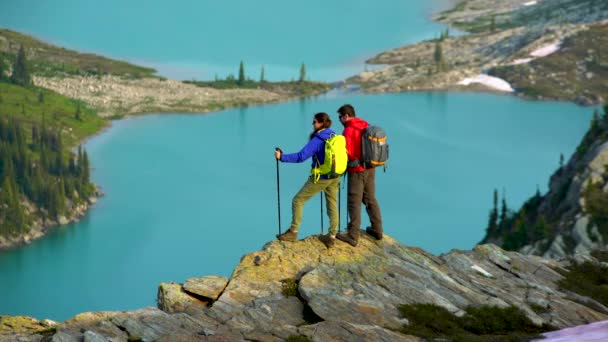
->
[275,149,282,160]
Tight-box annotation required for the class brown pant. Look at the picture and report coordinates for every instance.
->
[346,168,383,238]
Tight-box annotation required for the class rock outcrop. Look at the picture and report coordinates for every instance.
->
[483,106,608,259]
[4,233,608,341]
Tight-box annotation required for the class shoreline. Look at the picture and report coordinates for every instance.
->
[0,188,103,251]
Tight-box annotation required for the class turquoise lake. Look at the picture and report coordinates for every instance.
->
[0,0,597,322]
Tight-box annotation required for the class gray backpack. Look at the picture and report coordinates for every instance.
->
[361,125,389,169]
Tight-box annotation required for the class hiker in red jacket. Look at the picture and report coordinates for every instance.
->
[335,104,383,246]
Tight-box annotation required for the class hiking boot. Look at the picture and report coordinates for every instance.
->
[319,234,336,248]
[276,229,298,242]
[365,227,383,240]
[336,231,358,247]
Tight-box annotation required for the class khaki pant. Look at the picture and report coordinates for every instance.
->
[346,168,383,238]
[288,177,341,236]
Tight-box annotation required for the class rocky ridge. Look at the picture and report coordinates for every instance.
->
[32,76,289,118]
[350,0,608,105]
[3,233,608,341]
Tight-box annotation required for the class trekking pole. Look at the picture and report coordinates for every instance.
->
[320,194,324,234]
[338,180,341,233]
[275,147,282,235]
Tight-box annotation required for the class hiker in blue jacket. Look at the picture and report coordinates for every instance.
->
[274,112,340,248]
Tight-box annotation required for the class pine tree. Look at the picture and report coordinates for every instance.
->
[434,41,443,70]
[499,190,508,231]
[38,91,44,103]
[238,61,245,86]
[299,63,306,82]
[0,58,5,81]
[559,153,564,170]
[260,65,265,83]
[490,15,496,33]
[75,102,82,121]
[486,189,499,237]
[10,46,31,87]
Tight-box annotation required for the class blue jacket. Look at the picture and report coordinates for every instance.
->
[281,128,335,169]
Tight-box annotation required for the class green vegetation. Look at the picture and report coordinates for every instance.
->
[0,29,156,78]
[9,46,31,87]
[0,82,105,148]
[591,249,608,262]
[238,61,246,86]
[0,118,94,237]
[399,303,553,341]
[185,78,331,97]
[282,278,299,297]
[490,24,608,104]
[184,61,330,96]
[556,259,608,307]
[0,49,104,240]
[299,63,306,82]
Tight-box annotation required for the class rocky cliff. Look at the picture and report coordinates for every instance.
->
[3,233,608,341]
[483,105,608,259]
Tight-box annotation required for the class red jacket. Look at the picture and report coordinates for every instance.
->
[342,117,368,173]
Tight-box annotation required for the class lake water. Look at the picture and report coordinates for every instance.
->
[0,0,452,81]
[0,0,596,322]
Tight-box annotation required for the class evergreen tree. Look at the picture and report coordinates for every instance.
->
[38,91,44,103]
[486,189,499,237]
[83,150,90,183]
[238,61,245,86]
[260,65,265,83]
[559,153,564,170]
[75,102,82,121]
[10,46,31,87]
[0,58,5,81]
[434,41,443,71]
[499,190,508,231]
[299,63,306,82]
[490,15,496,33]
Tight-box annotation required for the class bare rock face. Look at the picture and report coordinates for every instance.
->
[4,235,608,341]
[183,275,229,300]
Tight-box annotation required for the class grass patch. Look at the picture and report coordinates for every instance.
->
[0,82,106,148]
[0,29,156,78]
[184,80,332,97]
[557,260,608,307]
[529,303,550,315]
[282,278,298,297]
[399,304,553,341]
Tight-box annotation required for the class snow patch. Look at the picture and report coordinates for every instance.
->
[471,264,494,278]
[523,1,537,6]
[458,74,515,92]
[507,41,561,66]
[531,42,561,58]
[533,319,608,342]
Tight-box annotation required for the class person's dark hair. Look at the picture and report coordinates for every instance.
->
[309,112,331,140]
[337,104,356,118]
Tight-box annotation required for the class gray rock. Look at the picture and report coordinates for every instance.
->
[298,321,420,342]
[157,282,208,314]
[83,330,108,342]
[183,275,229,300]
[50,332,79,342]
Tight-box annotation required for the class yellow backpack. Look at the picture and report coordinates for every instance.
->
[311,134,348,182]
